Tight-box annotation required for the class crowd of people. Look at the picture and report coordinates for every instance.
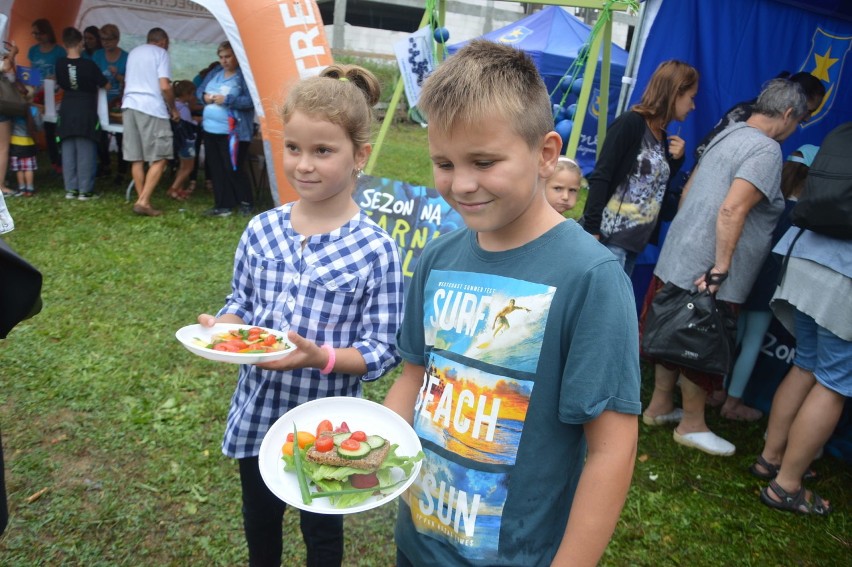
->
[1,16,849,567]
[0,19,255,218]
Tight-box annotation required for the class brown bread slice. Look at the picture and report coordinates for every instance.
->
[305,437,390,471]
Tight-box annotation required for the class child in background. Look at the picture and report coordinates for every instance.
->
[545,156,582,215]
[384,40,640,567]
[9,86,38,197]
[719,144,819,423]
[196,64,403,566]
[167,80,199,201]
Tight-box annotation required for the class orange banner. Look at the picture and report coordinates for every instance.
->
[10,0,82,68]
[224,0,333,205]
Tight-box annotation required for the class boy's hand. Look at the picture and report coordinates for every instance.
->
[255,330,326,371]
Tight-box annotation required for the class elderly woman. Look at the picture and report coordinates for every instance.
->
[92,23,129,182]
[198,41,255,217]
[641,78,810,456]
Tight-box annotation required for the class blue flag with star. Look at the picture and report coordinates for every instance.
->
[631,0,852,174]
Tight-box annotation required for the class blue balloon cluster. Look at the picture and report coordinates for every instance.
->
[551,72,586,143]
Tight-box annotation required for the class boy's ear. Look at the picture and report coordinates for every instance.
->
[539,131,562,179]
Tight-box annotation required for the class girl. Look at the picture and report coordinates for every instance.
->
[167,80,199,201]
[545,156,582,215]
[28,18,65,174]
[581,60,699,275]
[719,144,818,421]
[197,64,404,567]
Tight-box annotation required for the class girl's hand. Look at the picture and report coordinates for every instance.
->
[668,135,685,160]
[197,313,244,327]
[197,313,218,327]
[255,330,327,372]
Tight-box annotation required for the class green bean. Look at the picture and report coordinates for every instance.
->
[292,424,312,505]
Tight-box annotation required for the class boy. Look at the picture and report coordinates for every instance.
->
[384,40,641,566]
[9,85,38,197]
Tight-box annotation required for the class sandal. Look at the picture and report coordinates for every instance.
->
[760,479,831,516]
[750,455,818,482]
[167,188,183,200]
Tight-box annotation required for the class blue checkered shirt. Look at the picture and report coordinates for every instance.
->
[218,203,404,458]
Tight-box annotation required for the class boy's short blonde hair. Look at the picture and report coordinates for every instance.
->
[418,40,553,150]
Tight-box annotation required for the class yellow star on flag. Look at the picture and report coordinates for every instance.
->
[812,47,838,82]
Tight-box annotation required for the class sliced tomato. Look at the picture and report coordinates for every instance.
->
[314,436,334,453]
[349,431,367,442]
[248,327,264,336]
[316,419,333,437]
[350,472,378,489]
[286,433,294,443]
[333,421,350,434]
[213,342,241,352]
[340,438,361,451]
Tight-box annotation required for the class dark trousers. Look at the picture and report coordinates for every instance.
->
[204,132,252,210]
[238,457,343,567]
[43,121,60,167]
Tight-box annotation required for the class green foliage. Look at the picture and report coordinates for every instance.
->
[0,124,848,566]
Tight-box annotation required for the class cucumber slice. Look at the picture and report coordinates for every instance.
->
[337,441,371,459]
[365,435,386,449]
[332,432,352,446]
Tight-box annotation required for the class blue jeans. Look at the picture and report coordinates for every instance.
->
[604,243,638,276]
[238,456,343,567]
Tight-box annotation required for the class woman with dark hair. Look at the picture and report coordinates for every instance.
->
[694,72,826,161]
[82,26,102,59]
[581,60,699,275]
[198,41,255,217]
[28,18,65,174]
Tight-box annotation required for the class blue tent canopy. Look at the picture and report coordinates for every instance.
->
[447,6,629,174]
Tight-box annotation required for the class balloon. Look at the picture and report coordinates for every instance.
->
[433,27,450,44]
[552,104,567,122]
[555,74,573,97]
[566,103,578,119]
[570,78,584,96]
[555,119,573,145]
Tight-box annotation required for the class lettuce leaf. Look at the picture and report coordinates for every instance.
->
[282,444,424,508]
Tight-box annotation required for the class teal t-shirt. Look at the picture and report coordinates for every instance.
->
[395,220,641,566]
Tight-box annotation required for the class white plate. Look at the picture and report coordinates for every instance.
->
[258,397,422,515]
[175,323,294,365]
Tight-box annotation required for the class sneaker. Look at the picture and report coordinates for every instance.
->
[66,191,79,199]
[78,192,100,201]
[202,207,233,218]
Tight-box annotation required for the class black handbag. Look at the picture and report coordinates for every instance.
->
[641,273,737,375]
[0,75,27,117]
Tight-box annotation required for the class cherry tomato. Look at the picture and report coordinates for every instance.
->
[314,436,334,453]
[286,433,294,443]
[340,438,361,451]
[333,421,350,434]
[350,472,378,489]
[263,334,278,346]
[281,441,294,456]
[295,431,316,449]
[316,419,333,437]
[349,431,367,442]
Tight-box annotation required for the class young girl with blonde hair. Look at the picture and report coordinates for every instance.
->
[197,64,403,567]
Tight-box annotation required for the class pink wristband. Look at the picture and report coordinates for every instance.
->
[320,344,336,374]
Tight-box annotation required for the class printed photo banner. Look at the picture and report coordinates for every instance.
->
[354,175,463,283]
[393,25,436,110]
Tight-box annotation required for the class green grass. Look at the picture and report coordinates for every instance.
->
[0,123,849,566]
